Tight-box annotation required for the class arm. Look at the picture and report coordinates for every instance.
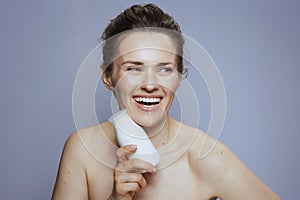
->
[207,142,281,200]
[52,132,88,200]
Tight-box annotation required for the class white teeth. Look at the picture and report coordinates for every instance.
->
[134,97,161,103]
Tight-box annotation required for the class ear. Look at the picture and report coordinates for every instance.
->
[100,64,114,90]
[176,66,187,87]
[181,67,188,79]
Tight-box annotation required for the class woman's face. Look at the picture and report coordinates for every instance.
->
[106,31,181,128]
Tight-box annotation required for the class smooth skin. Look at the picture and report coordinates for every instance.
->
[52,121,280,200]
[52,32,280,200]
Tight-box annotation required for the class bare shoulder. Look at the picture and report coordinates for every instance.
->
[68,122,118,164]
[186,127,280,199]
[61,129,87,164]
[52,122,117,200]
[192,130,233,172]
[59,122,116,166]
[182,126,229,170]
[75,122,118,147]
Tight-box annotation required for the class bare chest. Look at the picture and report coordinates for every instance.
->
[86,154,217,200]
[134,162,215,200]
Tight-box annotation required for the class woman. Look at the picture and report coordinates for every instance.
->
[52,4,280,200]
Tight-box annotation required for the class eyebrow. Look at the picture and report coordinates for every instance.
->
[120,61,143,66]
[120,61,176,66]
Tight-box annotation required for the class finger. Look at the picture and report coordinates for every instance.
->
[116,158,156,174]
[115,173,147,189]
[116,145,137,163]
[128,158,156,174]
[116,182,141,195]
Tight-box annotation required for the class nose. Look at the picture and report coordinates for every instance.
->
[141,69,159,92]
[141,82,159,92]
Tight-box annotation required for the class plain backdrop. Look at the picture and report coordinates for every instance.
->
[1,0,299,199]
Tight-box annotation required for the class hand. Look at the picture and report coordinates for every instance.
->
[111,144,156,200]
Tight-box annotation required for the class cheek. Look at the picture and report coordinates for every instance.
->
[116,74,139,88]
[159,76,181,93]
[114,75,139,99]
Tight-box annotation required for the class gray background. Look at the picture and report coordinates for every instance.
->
[1,0,299,199]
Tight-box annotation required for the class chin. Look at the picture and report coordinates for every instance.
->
[133,109,167,128]
[124,98,170,127]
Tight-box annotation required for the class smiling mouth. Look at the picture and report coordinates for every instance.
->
[133,97,162,106]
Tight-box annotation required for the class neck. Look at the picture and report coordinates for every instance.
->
[143,116,174,149]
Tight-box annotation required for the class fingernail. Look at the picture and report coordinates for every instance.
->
[132,145,137,149]
[153,167,157,173]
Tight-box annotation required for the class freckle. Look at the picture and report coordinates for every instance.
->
[220,151,223,154]
[68,171,71,174]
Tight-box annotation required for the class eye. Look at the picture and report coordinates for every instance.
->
[127,66,142,72]
[157,66,174,73]
[161,67,173,72]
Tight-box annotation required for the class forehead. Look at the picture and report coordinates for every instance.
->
[116,31,177,63]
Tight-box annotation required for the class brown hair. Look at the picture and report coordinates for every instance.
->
[101,4,185,85]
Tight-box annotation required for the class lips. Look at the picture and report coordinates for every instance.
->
[134,97,161,105]
[133,96,163,110]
